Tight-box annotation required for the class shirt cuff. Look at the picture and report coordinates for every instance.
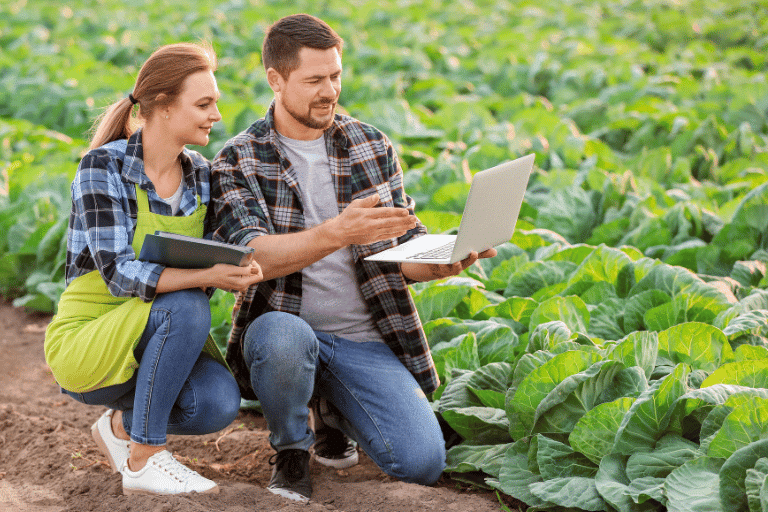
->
[140,262,164,302]
[230,228,265,248]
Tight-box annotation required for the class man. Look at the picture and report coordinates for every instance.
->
[211,13,496,502]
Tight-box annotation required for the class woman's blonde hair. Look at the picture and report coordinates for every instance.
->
[89,42,218,149]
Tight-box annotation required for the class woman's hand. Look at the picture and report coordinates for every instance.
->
[206,259,263,293]
[155,255,264,295]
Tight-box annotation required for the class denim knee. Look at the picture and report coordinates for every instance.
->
[243,311,317,369]
[388,434,446,485]
[194,373,241,433]
[154,289,211,336]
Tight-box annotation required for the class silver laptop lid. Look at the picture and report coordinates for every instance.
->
[450,153,535,261]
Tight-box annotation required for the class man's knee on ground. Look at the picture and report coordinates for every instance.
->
[387,434,446,486]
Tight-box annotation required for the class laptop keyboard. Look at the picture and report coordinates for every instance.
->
[407,241,455,260]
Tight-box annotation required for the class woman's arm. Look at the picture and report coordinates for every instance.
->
[71,155,166,300]
[156,260,263,294]
[73,152,263,299]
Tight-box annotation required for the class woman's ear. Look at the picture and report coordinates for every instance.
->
[153,93,172,119]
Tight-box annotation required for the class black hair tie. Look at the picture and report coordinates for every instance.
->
[128,93,138,105]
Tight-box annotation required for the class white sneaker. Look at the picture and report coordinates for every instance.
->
[122,450,219,495]
[91,410,130,474]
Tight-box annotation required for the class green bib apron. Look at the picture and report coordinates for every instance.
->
[45,185,227,393]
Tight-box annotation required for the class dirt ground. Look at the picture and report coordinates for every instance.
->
[0,299,516,512]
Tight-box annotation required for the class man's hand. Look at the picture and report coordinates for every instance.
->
[401,248,497,283]
[329,193,417,246]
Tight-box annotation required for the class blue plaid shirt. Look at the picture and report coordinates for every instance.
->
[211,103,440,395]
[65,129,214,301]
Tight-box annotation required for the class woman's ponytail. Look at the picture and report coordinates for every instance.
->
[88,97,137,150]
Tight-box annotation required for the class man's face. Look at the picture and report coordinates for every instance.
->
[272,46,342,139]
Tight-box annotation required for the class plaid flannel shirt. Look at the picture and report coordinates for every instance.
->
[66,129,215,301]
[211,103,440,397]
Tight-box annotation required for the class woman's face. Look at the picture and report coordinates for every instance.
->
[165,70,221,147]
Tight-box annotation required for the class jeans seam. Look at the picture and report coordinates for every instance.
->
[133,306,172,446]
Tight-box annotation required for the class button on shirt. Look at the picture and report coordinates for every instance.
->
[211,102,440,396]
[65,129,215,301]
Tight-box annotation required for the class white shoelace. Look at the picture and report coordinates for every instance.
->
[150,451,200,484]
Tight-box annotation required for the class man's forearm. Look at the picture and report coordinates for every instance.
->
[244,194,420,281]
[247,221,344,281]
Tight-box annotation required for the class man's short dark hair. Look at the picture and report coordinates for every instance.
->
[262,14,344,79]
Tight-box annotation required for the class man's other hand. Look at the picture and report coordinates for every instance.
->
[401,248,497,282]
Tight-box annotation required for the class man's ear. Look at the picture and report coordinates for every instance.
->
[266,68,281,93]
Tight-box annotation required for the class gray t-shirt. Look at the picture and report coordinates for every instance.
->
[277,133,384,343]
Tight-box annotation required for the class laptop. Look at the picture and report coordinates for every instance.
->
[365,153,535,265]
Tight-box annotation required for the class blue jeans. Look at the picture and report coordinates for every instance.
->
[63,289,241,445]
[243,311,446,485]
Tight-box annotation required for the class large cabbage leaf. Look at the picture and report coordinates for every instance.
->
[720,438,768,512]
[444,442,512,477]
[612,364,690,455]
[595,453,659,512]
[702,360,768,389]
[489,437,552,508]
[606,331,659,379]
[532,360,624,435]
[657,322,734,372]
[529,476,609,511]
[625,434,701,480]
[664,456,724,512]
[536,434,598,479]
[507,350,602,439]
[570,397,635,465]
[708,397,768,460]
[529,295,591,335]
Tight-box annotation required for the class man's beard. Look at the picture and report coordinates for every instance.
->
[283,98,336,130]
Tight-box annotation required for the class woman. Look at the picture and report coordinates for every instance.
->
[44,42,263,496]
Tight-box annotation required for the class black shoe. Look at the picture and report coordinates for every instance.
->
[313,425,359,469]
[267,449,312,502]
[311,397,359,469]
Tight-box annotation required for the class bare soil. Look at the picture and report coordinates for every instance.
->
[0,299,515,512]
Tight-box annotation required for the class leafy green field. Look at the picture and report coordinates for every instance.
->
[2,0,768,510]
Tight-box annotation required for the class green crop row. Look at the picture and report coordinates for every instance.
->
[421,234,768,511]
